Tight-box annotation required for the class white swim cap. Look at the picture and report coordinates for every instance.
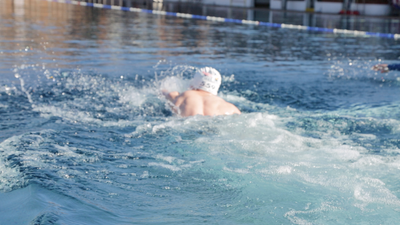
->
[189,67,221,95]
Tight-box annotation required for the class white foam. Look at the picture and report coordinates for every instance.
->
[219,93,248,103]
[128,123,153,137]
[6,67,399,218]
[222,74,235,82]
[325,145,362,161]
[159,76,190,93]
[285,202,339,225]
[152,124,166,133]
[0,86,18,96]
[0,161,24,192]
[350,156,385,168]
[276,166,293,174]
[148,162,182,172]
[156,154,184,164]
[33,105,102,124]
[246,113,276,128]
[353,182,400,208]
[223,167,250,174]
[0,134,48,192]
[140,171,149,178]
[118,87,146,107]
[169,105,400,214]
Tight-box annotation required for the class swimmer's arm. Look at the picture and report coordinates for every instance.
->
[372,64,400,73]
[372,64,389,73]
[162,90,180,102]
[222,103,241,115]
[162,90,182,115]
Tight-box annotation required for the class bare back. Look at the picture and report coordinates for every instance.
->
[165,90,241,117]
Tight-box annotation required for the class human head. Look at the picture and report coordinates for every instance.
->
[189,67,221,95]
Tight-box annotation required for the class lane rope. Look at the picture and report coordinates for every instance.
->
[49,0,400,39]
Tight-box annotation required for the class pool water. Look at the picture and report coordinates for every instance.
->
[1,0,400,224]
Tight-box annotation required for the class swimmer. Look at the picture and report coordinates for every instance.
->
[372,63,400,73]
[162,67,241,117]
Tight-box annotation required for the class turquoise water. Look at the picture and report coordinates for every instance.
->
[1,1,400,224]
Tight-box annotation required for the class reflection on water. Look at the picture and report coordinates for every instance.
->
[1,0,399,73]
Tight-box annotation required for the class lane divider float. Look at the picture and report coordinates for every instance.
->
[49,0,400,39]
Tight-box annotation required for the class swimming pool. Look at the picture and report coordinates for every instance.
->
[1,0,400,224]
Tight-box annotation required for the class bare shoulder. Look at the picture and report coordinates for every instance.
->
[226,101,241,115]
[213,98,241,115]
